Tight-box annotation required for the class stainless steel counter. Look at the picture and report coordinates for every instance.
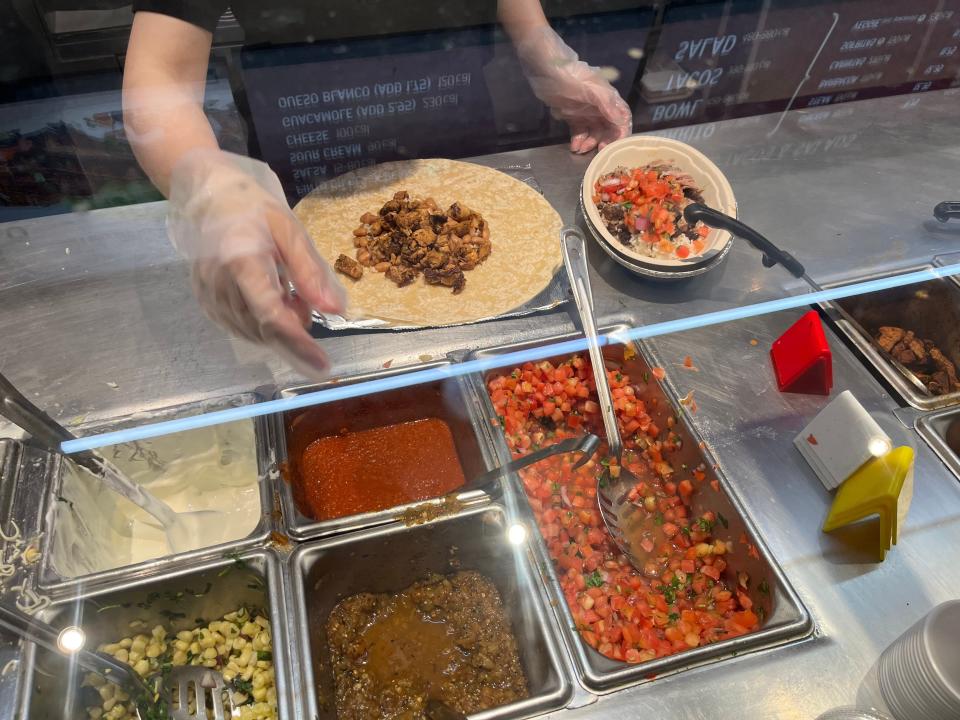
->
[1,89,960,719]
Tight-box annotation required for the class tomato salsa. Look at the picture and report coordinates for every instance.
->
[593,163,710,260]
[299,417,466,520]
[487,354,760,664]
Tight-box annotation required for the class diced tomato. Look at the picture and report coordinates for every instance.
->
[486,353,760,666]
[701,565,722,581]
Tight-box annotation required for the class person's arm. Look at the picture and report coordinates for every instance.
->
[497,0,550,46]
[122,11,346,378]
[497,0,632,154]
[122,11,218,196]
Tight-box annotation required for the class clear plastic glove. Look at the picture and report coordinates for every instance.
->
[167,149,346,378]
[517,26,632,154]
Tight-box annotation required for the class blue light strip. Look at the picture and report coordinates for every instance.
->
[61,263,960,454]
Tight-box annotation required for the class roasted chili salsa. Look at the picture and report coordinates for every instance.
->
[592,163,710,260]
[298,417,466,521]
[326,571,529,719]
[487,354,761,664]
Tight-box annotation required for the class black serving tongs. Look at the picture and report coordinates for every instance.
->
[683,203,823,292]
[934,201,960,222]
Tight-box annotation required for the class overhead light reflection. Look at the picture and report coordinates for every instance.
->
[57,626,85,653]
[868,437,892,457]
[507,523,527,545]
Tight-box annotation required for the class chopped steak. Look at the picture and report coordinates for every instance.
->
[876,326,905,353]
[875,325,960,396]
[334,253,364,280]
[351,190,491,294]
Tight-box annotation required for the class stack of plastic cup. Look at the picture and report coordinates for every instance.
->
[878,600,960,720]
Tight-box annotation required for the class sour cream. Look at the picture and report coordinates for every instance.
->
[49,420,262,578]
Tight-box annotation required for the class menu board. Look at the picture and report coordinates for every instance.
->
[240,9,652,200]
[238,0,958,199]
[241,29,501,201]
[639,0,960,130]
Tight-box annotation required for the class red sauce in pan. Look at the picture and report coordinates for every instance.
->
[299,417,466,520]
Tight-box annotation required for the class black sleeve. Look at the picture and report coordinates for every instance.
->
[132,0,230,33]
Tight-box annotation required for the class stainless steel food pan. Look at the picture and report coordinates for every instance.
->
[917,407,960,482]
[287,503,573,720]
[464,327,813,692]
[821,268,960,410]
[38,394,274,596]
[19,548,291,720]
[0,440,50,720]
[272,361,493,541]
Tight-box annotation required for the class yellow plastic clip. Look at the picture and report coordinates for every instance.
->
[822,446,914,561]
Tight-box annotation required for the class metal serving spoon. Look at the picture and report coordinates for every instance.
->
[0,372,223,555]
[425,698,468,720]
[459,433,600,499]
[561,227,646,564]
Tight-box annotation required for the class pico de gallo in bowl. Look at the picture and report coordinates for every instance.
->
[592,163,710,261]
[486,353,761,665]
[581,135,737,274]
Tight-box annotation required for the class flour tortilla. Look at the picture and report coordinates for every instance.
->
[294,159,562,327]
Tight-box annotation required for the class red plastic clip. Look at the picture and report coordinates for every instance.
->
[770,310,833,395]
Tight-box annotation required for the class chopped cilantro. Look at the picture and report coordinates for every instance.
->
[257,651,273,662]
[668,612,679,622]
[653,512,664,526]
[615,372,623,382]
[717,512,729,529]
[696,517,715,533]
[758,579,770,595]
[681,526,691,536]
[230,678,254,697]
[551,482,561,492]
[585,570,604,588]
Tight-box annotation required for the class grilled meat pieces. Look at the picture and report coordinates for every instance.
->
[334,253,364,280]
[876,325,960,396]
[351,190,491,294]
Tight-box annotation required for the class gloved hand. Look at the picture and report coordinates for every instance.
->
[167,149,346,378]
[517,26,632,154]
